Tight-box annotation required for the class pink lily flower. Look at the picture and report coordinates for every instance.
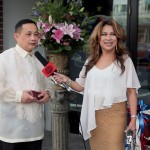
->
[60,23,75,38]
[42,23,51,33]
[51,29,64,43]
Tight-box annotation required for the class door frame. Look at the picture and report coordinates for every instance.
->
[126,0,138,67]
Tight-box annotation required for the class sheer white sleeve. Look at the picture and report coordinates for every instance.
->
[75,59,89,87]
[0,57,21,102]
[125,57,141,91]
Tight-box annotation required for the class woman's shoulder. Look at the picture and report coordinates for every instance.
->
[123,54,133,63]
[123,55,134,66]
[84,57,90,65]
[123,54,129,60]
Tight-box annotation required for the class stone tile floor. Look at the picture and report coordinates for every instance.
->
[42,130,90,150]
[42,130,150,150]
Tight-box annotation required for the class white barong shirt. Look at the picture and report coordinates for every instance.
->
[0,45,54,143]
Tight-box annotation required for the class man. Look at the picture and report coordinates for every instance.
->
[0,19,54,150]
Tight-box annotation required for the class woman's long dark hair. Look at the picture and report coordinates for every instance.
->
[85,19,129,76]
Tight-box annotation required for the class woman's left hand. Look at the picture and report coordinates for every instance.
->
[125,118,137,138]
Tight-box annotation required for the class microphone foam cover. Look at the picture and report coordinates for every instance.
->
[42,62,57,77]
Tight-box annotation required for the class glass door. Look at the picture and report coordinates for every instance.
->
[112,0,128,32]
[82,0,128,31]
[69,0,129,134]
[69,0,128,133]
[69,0,128,105]
[137,0,150,103]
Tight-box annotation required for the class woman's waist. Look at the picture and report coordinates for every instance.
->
[93,96,127,110]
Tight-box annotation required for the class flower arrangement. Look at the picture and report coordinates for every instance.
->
[32,0,89,54]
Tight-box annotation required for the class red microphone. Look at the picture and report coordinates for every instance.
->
[34,51,57,77]
[42,61,57,77]
[34,51,71,92]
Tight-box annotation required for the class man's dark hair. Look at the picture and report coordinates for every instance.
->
[15,19,37,33]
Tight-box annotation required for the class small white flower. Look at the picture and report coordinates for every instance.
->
[48,15,53,24]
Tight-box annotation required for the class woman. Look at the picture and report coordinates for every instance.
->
[53,19,141,150]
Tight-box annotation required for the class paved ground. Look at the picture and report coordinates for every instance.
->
[42,130,150,150]
[42,130,90,150]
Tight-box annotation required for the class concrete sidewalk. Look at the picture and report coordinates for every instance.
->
[42,130,90,150]
[42,130,150,150]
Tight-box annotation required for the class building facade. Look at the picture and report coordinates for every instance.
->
[1,0,150,133]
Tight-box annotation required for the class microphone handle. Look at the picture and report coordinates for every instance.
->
[61,82,71,92]
[52,72,71,92]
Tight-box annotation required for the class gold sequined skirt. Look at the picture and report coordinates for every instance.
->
[89,101,127,150]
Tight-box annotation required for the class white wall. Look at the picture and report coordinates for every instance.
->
[3,0,51,131]
[3,0,39,49]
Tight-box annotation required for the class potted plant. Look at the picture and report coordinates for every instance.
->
[31,0,89,54]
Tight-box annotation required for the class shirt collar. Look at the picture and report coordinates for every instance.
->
[15,45,33,58]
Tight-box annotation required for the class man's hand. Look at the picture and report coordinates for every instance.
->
[21,90,37,103]
[36,90,50,104]
[21,90,50,104]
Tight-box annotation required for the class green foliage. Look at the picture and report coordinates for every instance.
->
[32,0,91,54]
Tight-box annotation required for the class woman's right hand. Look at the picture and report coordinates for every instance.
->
[53,72,84,92]
[52,72,68,84]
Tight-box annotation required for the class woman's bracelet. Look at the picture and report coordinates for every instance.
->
[130,115,137,118]
[67,77,72,87]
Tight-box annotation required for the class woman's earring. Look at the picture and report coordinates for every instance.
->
[115,45,119,53]
[97,45,100,54]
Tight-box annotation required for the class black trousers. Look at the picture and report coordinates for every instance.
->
[0,140,43,150]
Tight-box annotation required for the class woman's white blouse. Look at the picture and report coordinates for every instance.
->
[76,57,141,140]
